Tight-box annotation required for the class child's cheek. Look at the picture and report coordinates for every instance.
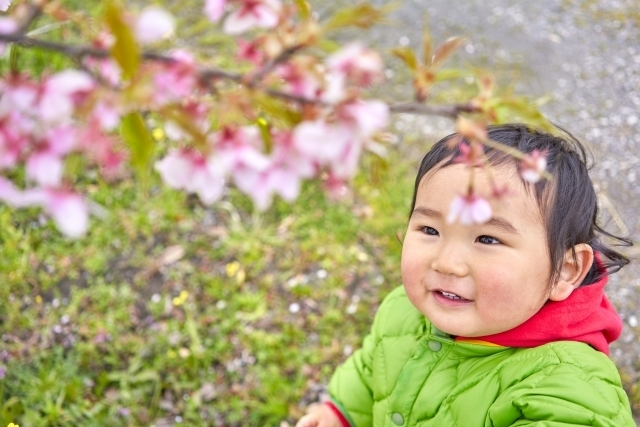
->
[476,273,543,326]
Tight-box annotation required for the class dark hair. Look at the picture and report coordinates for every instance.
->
[410,123,631,286]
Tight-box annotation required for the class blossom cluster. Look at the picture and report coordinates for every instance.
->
[0,0,390,236]
[0,0,548,236]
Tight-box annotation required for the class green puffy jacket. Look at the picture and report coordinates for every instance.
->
[328,286,635,426]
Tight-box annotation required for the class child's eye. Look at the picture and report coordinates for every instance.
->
[421,226,439,236]
[477,235,501,245]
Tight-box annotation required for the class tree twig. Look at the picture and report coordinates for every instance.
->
[388,102,479,119]
[247,44,304,87]
[0,32,481,119]
[16,3,43,35]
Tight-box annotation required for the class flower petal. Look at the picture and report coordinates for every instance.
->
[46,191,89,238]
[204,0,226,22]
[135,7,175,44]
[46,70,95,95]
[470,197,492,223]
[155,150,193,189]
[26,151,64,187]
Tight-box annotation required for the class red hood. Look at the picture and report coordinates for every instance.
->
[469,274,622,355]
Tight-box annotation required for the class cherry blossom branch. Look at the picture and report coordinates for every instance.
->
[1,31,482,118]
[15,3,42,35]
[247,44,305,86]
[388,102,480,119]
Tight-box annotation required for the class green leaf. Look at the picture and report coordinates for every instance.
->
[130,370,160,384]
[254,94,302,126]
[317,38,341,53]
[256,117,273,153]
[490,97,553,130]
[391,47,418,71]
[121,113,154,173]
[293,0,311,20]
[1,397,23,423]
[323,4,391,32]
[434,68,470,82]
[103,0,140,80]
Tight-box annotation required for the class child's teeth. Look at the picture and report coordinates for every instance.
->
[441,291,461,300]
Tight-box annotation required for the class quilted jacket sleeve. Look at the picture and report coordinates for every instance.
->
[327,287,406,427]
[488,346,636,427]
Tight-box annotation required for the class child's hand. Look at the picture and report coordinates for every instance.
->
[295,403,344,427]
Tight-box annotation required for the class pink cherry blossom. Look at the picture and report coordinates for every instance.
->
[453,142,485,167]
[0,176,22,206]
[204,0,226,22]
[292,120,352,163]
[135,6,175,44]
[233,166,298,210]
[45,125,77,155]
[231,131,314,210]
[520,150,547,183]
[26,150,64,187]
[155,149,193,188]
[0,76,38,114]
[270,130,315,179]
[163,100,211,142]
[326,43,384,87]
[0,137,19,169]
[0,115,28,170]
[163,100,209,140]
[0,0,11,12]
[447,194,492,225]
[0,177,47,208]
[44,190,88,238]
[209,126,271,174]
[155,149,226,205]
[223,0,282,35]
[320,72,347,104]
[75,124,124,175]
[323,173,352,201]
[152,51,198,105]
[278,62,322,99]
[340,100,389,138]
[0,178,87,237]
[83,56,121,86]
[329,135,362,179]
[237,39,264,65]
[38,70,95,123]
[0,17,17,55]
[84,33,121,85]
[45,69,95,95]
[24,126,76,186]
[91,100,121,131]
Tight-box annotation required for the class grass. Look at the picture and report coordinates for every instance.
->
[0,145,417,426]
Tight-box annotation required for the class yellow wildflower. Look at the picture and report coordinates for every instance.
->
[172,290,189,306]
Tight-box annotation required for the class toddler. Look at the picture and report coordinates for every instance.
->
[296,123,636,426]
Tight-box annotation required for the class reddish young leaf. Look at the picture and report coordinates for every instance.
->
[432,36,467,68]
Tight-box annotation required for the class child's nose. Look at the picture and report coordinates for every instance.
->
[430,244,468,277]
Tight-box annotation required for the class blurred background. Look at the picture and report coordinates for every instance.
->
[0,0,638,425]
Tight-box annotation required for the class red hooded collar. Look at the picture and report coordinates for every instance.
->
[463,274,622,355]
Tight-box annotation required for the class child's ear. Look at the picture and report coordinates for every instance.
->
[549,244,594,301]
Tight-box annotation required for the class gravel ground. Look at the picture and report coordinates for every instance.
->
[354,0,640,421]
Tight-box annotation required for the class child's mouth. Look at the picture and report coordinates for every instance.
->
[439,291,464,300]
[433,290,473,305]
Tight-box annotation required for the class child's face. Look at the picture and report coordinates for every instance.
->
[401,163,553,337]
